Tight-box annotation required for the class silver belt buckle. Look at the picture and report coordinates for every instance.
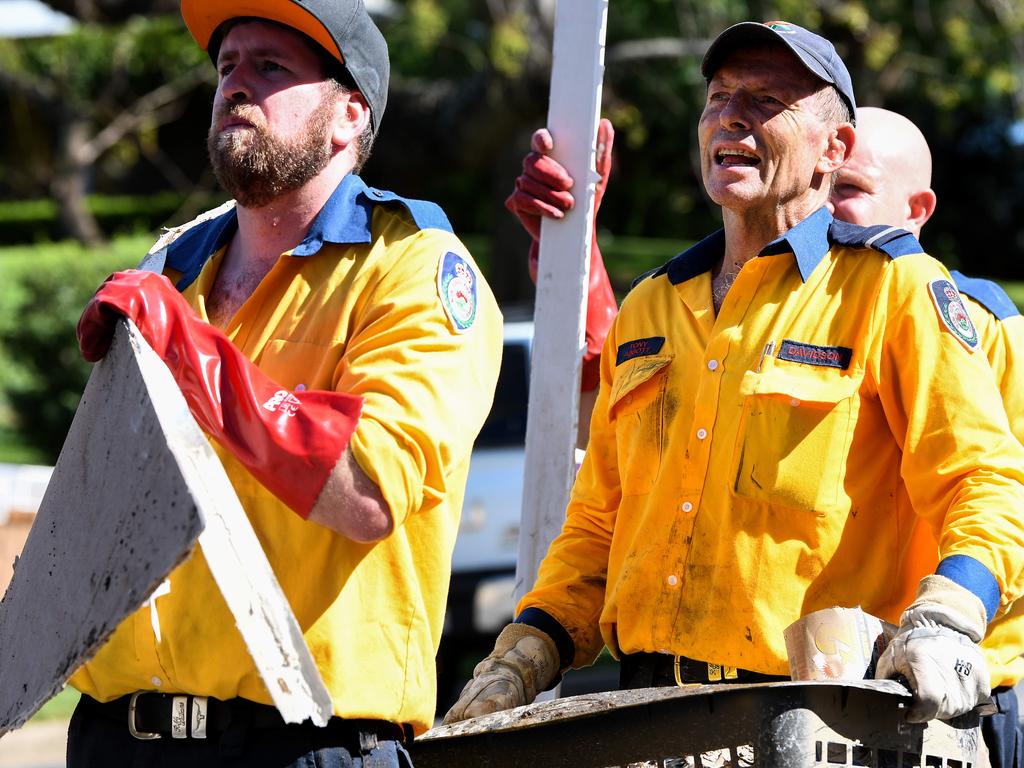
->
[128,692,161,740]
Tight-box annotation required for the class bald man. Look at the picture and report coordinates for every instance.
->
[828,107,936,238]
[830,107,1024,768]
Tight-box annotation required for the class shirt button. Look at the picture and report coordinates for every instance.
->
[790,398,801,407]
[151,676,162,687]
[681,501,693,513]
[666,575,679,587]
[707,359,719,371]
[696,428,708,440]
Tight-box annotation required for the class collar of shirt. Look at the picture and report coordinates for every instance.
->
[163,174,453,291]
[657,206,834,286]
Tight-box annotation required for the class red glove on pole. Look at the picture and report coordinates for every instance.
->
[77,270,362,518]
[506,119,617,391]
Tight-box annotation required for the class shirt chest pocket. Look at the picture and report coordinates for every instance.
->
[608,354,673,496]
[730,367,860,514]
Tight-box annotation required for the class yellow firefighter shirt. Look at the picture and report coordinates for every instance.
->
[518,209,1024,676]
[951,271,1024,689]
[69,173,503,734]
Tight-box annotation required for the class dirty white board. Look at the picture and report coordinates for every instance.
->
[0,320,331,735]
[515,0,608,605]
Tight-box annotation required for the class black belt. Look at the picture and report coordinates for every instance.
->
[81,693,410,744]
[619,652,789,689]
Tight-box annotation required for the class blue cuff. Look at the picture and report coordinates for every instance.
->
[936,555,1000,623]
[515,607,575,670]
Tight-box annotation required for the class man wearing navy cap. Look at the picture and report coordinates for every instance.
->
[68,0,502,765]
[446,21,1024,735]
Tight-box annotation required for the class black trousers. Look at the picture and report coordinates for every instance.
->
[67,696,414,768]
[983,686,1024,768]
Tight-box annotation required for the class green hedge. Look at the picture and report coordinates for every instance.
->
[0,235,152,461]
[0,194,226,245]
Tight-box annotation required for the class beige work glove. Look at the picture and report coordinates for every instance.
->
[442,623,560,724]
[875,574,991,722]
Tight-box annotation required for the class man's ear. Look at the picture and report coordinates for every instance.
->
[906,188,937,233]
[331,90,371,150]
[817,122,856,174]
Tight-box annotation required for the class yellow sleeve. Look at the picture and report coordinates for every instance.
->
[987,313,1024,443]
[870,254,1024,614]
[516,315,624,667]
[340,229,503,527]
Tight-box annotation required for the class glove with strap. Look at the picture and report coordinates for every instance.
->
[77,270,363,518]
[506,119,618,391]
[442,622,560,724]
[875,574,991,722]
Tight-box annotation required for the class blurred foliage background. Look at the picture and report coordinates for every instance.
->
[0,0,1022,462]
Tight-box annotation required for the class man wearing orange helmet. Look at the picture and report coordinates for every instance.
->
[68,1,502,765]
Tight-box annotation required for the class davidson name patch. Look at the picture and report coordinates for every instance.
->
[777,340,853,370]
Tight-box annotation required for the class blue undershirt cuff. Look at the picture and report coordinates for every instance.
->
[936,554,1000,623]
[515,607,575,671]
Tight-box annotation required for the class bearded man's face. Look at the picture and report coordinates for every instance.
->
[208,93,335,209]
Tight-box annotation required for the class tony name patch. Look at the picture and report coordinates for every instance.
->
[777,340,852,370]
[616,337,665,365]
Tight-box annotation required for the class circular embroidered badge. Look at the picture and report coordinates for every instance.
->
[437,251,478,333]
[928,279,978,352]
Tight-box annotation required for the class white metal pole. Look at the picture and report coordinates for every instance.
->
[515,1,609,607]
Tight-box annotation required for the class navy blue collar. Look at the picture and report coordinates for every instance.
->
[758,206,833,282]
[292,173,378,256]
[656,206,834,286]
[163,174,453,291]
[275,173,454,255]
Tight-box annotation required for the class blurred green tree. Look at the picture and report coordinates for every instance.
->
[0,15,210,244]
[365,0,1023,290]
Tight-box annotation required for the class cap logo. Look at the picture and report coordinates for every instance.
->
[763,21,798,33]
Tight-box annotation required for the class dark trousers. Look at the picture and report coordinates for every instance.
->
[67,696,414,768]
[983,685,1024,768]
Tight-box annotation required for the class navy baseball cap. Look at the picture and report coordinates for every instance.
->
[181,0,390,134]
[701,21,856,121]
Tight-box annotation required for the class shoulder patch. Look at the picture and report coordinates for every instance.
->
[929,279,979,352]
[950,270,1021,321]
[828,221,923,259]
[365,187,453,233]
[437,252,478,333]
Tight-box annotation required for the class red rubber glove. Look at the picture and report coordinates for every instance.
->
[77,270,363,518]
[506,119,618,391]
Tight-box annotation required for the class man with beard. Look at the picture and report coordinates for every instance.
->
[68,1,502,766]
[445,21,1024,736]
